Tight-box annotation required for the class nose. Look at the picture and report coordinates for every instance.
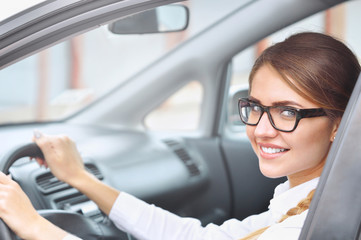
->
[253,112,278,138]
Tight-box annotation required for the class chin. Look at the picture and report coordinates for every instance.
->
[259,166,286,179]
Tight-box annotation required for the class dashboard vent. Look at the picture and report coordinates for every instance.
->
[163,139,201,177]
[85,163,104,180]
[35,163,103,194]
[163,139,179,147]
[36,172,69,194]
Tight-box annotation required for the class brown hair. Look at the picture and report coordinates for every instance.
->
[249,32,361,121]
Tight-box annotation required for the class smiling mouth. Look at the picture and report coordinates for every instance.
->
[261,146,289,154]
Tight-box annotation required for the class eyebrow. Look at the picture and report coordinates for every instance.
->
[248,96,304,108]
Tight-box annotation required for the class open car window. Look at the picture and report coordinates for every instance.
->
[0,1,252,128]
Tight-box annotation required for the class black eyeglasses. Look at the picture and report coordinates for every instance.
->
[238,98,327,132]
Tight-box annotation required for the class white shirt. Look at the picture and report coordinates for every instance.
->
[105,177,319,240]
[63,234,82,240]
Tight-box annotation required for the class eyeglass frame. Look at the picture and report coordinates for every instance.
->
[238,98,327,132]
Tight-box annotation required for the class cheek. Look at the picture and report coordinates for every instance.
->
[288,122,333,166]
[246,126,257,151]
[246,125,254,142]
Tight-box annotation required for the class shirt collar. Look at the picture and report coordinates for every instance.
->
[268,177,319,223]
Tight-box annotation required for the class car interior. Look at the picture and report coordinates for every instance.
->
[0,0,360,239]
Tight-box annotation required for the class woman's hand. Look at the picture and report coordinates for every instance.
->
[0,171,40,238]
[33,131,120,216]
[0,172,70,240]
[32,131,87,186]
[0,172,43,239]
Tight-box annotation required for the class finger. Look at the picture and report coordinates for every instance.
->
[34,157,46,167]
[0,172,11,184]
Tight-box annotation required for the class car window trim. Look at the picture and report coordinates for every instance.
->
[0,0,183,70]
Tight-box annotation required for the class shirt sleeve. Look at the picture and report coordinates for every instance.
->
[108,192,273,240]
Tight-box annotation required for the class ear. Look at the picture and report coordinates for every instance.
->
[330,117,341,142]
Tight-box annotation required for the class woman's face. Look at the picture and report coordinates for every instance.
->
[247,64,339,187]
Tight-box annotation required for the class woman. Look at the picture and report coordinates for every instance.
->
[0,32,360,240]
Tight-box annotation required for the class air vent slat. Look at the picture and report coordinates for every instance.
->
[163,139,179,147]
[85,164,104,180]
[36,163,103,194]
[163,139,201,177]
[187,163,201,177]
[174,149,191,161]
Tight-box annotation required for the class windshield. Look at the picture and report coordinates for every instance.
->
[0,0,252,125]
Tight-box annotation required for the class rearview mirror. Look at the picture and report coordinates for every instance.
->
[108,4,189,34]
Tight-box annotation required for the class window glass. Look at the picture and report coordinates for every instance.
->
[1,26,174,124]
[227,1,361,132]
[0,0,252,126]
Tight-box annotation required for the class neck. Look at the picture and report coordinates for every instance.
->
[288,165,324,188]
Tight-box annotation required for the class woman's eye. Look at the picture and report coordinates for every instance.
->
[251,105,262,112]
[280,109,296,118]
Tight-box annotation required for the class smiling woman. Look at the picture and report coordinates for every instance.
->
[247,64,338,184]
[238,31,360,239]
[246,32,360,185]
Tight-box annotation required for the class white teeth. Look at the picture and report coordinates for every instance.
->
[261,147,287,154]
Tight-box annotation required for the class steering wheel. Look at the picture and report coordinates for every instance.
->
[0,143,42,240]
[0,143,127,240]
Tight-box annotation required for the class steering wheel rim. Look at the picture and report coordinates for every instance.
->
[0,219,16,240]
[0,143,44,175]
[0,143,128,240]
[0,143,42,240]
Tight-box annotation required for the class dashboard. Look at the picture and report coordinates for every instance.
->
[2,123,211,238]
